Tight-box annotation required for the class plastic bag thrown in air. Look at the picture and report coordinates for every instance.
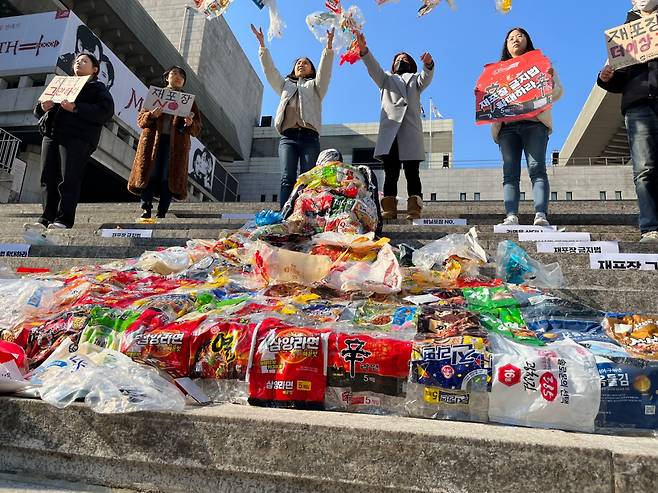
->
[418,0,456,17]
[306,2,365,53]
[496,0,512,13]
[32,338,186,413]
[411,227,488,272]
[496,240,564,288]
[195,0,233,19]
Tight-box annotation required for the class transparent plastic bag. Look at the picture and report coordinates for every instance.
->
[136,247,192,275]
[0,278,63,331]
[412,227,488,272]
[496,240,564,288]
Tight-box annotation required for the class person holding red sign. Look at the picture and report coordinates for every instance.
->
[598,0,658,243]
[31,53,114,230]
[355,32,434,220]
[128,66,202,219]
[492,28,563,227]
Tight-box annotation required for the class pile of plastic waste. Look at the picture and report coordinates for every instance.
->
[1,163,656,436]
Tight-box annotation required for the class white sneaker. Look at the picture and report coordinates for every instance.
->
[47,222,68,230]
[640,231,658,243]
[502,215,519,226]
[24,222,47,230]
[533,212,550,227]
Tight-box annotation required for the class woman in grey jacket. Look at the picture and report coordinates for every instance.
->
[356,32,434,220]
[251,25,334,208]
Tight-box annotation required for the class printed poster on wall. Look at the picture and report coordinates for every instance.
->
[605,13,658,70]
[475,49,554,125]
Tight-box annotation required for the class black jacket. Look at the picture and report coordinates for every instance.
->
[34,79,114,150]
[597,10,658,114]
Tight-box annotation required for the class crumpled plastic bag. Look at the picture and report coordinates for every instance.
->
[496,240,564,288]
[412,227,488,273]
[306,3,365,53]
[488,333,601,432]
[0,360,30,394]
[136,247,193,275]
[496,0,512,13]
[31,337,186,413]
[253,241,334,287]
[0,278,63,331]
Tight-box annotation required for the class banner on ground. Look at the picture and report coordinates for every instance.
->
[605,13,658,70]
[144,86,195,117]
[38,75,90,103]
[475,50,554,124]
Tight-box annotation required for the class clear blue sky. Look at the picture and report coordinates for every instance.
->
[224,1,627,167]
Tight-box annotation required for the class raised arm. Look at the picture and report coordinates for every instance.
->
[417,52,435,92]
[252,24,285,95]
[315,30,335,99]
[357,32,387,89]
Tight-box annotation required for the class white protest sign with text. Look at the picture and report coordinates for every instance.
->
[99,229,153,239]
[590,253,658,271]
[144,86,195,117]
[518,232,591,243]
[605,14,658,69]
[494,225,557,234]
[536,241,619,255]
[0,244,30,258]
[412,218,468,226]
[38,75,90,103]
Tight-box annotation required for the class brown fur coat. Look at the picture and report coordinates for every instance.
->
[128,101,202,200]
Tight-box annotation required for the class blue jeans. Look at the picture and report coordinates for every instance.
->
[279,128,320,208]
[498,121,550,216]
[140,134,172,215]
[625,105,658,233]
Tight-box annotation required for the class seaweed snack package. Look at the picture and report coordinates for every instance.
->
[463,285,518,312]
[120,316,206,378]
[603,315,658,360]
[326,332,412,414]
[13,309,91,368]
[248,319,330,410]
[352,301,419,335]
[479,308,542,346]
[191,319,262,404]
[488,334,601,432]
[79,307,141,351]
[417,305,483,339]
[406,335,491,422]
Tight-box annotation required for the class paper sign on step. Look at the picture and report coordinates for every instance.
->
[590,253,658,271]
[412,218,467,226]
[220,213,255,220]
[536,241,619,254]
[0,244,30,258]
[403,294,441,305]
[100,229,153,239]
[518,232,591,242]
[494,225,558,233]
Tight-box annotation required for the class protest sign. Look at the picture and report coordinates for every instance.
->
[38,75,90,103]
[605,14,658,70]
[144,86,195,117]
[475,50,553,124]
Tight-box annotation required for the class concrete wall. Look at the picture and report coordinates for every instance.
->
[137,0,263,161]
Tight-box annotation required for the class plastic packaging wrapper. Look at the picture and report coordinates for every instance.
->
[248,319,330,410]
[0,279,63,331]
[0,340,28,375]
[352,301,419,335]
[195,0,233,19]
[496,0,512,13]
[416,305,483,338]
[259,0,285,42]
[306,1,365,54]
[412,227,487,273]
[406,335,491,422]
[136,247,193,276]
[602,315,658,360]
[79,307,141,351]
[255,209,283,226]
[323,243,402,294]
[32,338,186,413]
[0,360,30,393]
[488,334,601,432]
[326,332,412,414]
[252,241,333,287]
[496,240,564,288]
[418,0,455,17]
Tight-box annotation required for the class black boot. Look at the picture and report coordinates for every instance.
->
[140,208,151,219]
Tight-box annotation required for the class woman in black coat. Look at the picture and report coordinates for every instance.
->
[31,52,114,229]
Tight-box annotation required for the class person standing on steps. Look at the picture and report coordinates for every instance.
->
[493,28,563,228]
[31,53,114,230]
[251,24,334,209]
[598,0,658,244]
[128,66,202,219]
[355,31,434,221]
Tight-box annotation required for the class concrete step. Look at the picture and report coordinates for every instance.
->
[0,398,655,493]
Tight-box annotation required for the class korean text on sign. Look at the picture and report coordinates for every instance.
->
[143,86,195,117]
[38,75,91,103]
[605,13,658,69]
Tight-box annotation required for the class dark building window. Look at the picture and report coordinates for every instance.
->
[430,193,437,201]
[442,154,450,167]
[551,192,558,201]
[272,194,278,203]
[474,193,480,201]
[260,194,266,202]
[566,192,573,201]
[459,193,466,201]
[600,191,607,201]
[615,191,622,200]
[519,192,526,201]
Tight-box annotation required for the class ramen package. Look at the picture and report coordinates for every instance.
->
[248,320,330,409]
[406,335,492,422]
[603,315,658,360]
[326,332,412,414]
[417,305,483,338]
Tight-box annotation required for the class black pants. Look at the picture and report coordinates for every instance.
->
[140,134,173,215]
[382,138,422,198]
[39,135,93,228]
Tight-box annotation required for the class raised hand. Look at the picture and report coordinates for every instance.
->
[40,100,54,112]
[355,31,367,56]
[420,52,433,67]
[150,106,163,119]
[327,28,335,50]
[599,65,614,83]
[250,24,265,48]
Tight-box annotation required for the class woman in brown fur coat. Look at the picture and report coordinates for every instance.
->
[128,66,202,218]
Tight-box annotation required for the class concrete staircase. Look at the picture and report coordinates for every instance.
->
[0,200,657,492]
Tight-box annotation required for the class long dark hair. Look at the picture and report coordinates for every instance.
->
[73,52,100,79]
[500,27,536,61]
[286,57,317,80]
[390,52,417,74]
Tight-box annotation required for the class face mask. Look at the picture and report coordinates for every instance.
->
[394,59,412,75]
[635,0,658,12]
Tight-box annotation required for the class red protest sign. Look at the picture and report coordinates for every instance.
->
[475,50,554,125]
